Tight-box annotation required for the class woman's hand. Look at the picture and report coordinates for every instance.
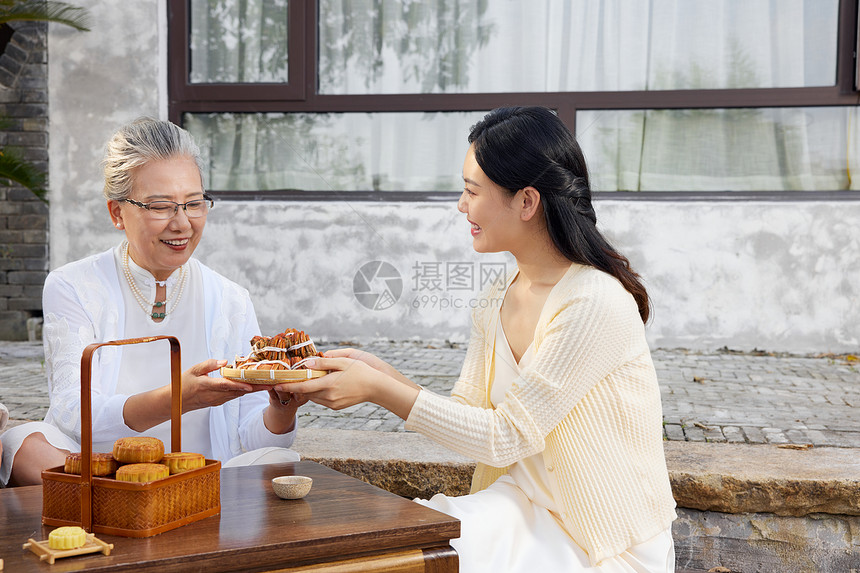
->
[280,357,378,410]
[323,348,395,375]
[277,357,420,421]
[323,348,417,388]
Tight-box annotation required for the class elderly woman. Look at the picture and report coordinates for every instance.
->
[1,118,301,486]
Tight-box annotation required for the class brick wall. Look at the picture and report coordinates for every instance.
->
[0,22,48,340]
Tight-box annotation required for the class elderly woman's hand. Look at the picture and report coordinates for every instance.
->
[180,359,258,410]
[124,358,263,432]
[267,388,310,410]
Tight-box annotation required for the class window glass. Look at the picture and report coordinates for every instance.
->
[318,0,838,94]
[190,0,289,83]
[184,112,486,192]
[578,107,859,192]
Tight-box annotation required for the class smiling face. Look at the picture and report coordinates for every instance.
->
[457,144,522,253]
[108,156,206,281]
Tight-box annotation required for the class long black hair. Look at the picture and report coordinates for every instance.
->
[468,106,650,323]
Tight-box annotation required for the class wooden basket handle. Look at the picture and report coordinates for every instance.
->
[78,335,182,531]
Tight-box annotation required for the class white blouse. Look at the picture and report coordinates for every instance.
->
[100,246,213,456]
[490,319,560,515]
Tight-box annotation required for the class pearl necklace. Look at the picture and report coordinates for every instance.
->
[122,242,188,320]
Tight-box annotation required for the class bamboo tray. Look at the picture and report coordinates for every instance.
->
[41,336,221,538]
[220,366,326,382]
[23,533,113,564]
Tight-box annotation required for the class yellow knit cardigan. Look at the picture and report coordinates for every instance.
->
[405,263,677,565]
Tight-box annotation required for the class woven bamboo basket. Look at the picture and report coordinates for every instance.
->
[41,336,221,538]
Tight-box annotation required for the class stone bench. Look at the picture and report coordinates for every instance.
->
[293,429,860,573]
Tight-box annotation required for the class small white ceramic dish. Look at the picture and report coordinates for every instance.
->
[272,475,313,499]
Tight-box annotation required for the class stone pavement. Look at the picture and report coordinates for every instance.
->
[1,340,859,448]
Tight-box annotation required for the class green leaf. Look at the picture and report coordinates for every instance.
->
[0,1,91,31]
[0,145,48,202]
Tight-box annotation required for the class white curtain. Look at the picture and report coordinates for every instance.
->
[316,0,837,93]
[579,106,860,192]
[185,111,482,192]
[190,0,289,83]
[566,0,851,192]
[188,0,850,193]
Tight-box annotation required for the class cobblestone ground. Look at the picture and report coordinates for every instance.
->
[2,341,858,448]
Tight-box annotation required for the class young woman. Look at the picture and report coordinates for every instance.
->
[284,107,676,572]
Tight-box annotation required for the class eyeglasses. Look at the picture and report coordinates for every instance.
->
[121,195,214,220]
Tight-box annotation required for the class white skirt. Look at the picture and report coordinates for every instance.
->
[414,476,674,573]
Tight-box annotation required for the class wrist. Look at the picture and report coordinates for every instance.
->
[263,404,297,435]
[124,386,172,432]
[368,372,394,405]
[372,374,420,421]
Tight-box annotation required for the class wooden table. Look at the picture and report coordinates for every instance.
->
[0,461,459,572]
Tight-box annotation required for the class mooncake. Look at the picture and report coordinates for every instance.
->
[162,452,205,474]
[63,452,118,476]
[112,436,164,463]
[115,462,169,483]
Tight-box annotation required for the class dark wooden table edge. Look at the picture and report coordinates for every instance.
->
[95,543,459,573]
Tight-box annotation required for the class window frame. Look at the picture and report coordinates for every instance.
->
[168,0,860,202]
[168,0,306,101]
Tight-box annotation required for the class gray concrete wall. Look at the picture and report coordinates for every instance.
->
[599,201,860,353]
[48,1,860,354]
[47,0,161,269]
